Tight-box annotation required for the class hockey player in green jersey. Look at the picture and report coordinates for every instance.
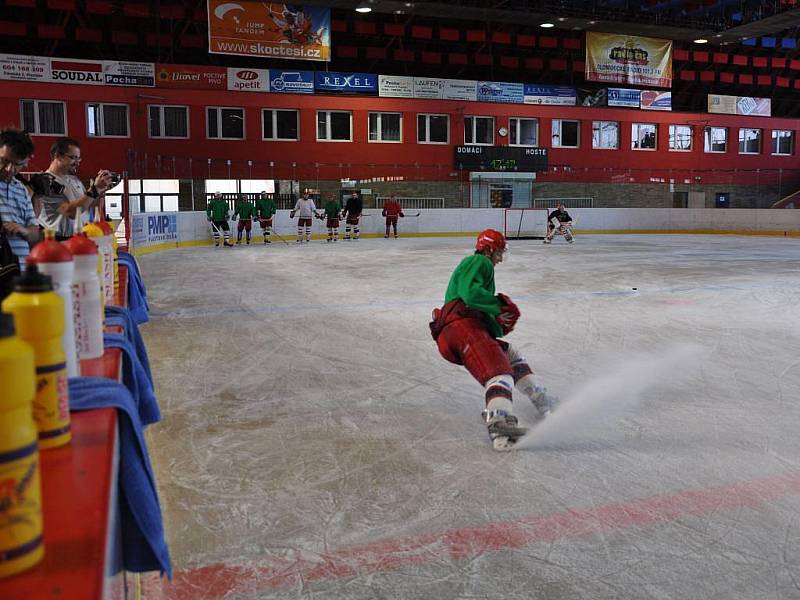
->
[206,192,233,247]
[429,229,553,450]
[233,196,257,245]
[255,191,277,245]
[319,193,342,242]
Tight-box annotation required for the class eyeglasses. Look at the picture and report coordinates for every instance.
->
[0,157,29,170]
[62,153,82,162]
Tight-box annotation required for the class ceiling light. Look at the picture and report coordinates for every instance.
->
[693,38,708,44]
[355,3,372,13]
[540,22,554,28]
[557,17,566,22]
[588,20,597,25]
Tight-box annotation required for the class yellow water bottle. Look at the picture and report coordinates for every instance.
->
[2,265,71,449]
[0,312,44,578]
[82,221,109,310]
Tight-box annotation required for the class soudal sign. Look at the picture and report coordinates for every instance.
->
[50,59,104,85]
[226,67,269,92]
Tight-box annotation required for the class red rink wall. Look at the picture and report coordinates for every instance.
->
[1,80,799,190]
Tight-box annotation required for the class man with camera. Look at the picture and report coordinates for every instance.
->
[36,137,117,240]
[0,127,39,269]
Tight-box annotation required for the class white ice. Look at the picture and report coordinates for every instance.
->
[138,234,800,600]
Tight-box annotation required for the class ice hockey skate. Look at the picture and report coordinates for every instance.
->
[483,410,529,451]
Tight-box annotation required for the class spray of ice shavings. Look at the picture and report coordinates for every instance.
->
[515,343,705,451]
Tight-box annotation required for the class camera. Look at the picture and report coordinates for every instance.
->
[19,172,64,196]
[108,172,122,187]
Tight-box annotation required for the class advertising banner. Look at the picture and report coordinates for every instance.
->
[0,53,51,82]
[50,58,104,85]
[442,79,477,101]
[227,67,270,92]
[269,69,314,93]
[103,61,155,87]
[378,75,414,98]
[586,32,672,88]
[208,1,330,61]
[314,71,377,94]
[477,81,524,104]
[414,77,443,99]
[607,88,641,108]
[523,85,577,105]
[735,96,771,117]
[156,64,227,89]
[640,90,671,111]
[708,94,770,117]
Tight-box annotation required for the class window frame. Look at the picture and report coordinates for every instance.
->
[86,102,130,138]
[464,115,495,146]
[261,108,300,141]
[417,113,449,145]
[20,99,67,136]
[592,120,619,150]
[738,128,762,155]
[368,111,403,144]
[631,123,657,151]
[551,119,580,148]
[668,124,693,152]
[508,117,539,147]
[704,126,728,153]
[147,104,190,139]
[206,106,246,140]
[771,129,795,156]
[316,110,352,142]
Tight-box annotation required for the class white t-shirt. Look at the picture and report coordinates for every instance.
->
[40,172,92,238]
[292,198,316,218]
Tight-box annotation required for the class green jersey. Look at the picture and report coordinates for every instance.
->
[444,253,503,338]
[206,198,229,221]
[256,197,277,219]
[234,201,256,220]
[323,200,341,219]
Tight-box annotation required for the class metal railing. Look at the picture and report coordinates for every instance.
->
[374,197,445,209]
[533,197,594,209]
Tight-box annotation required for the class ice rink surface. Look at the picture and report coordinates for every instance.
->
[140,234,800,600]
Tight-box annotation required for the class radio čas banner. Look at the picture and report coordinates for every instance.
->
[208,1,330,62]
[586,32,672,88]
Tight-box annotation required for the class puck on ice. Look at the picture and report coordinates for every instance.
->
[632,287,637,290]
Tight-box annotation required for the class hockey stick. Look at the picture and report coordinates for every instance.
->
[516,211,525,239]
[403,212,421,218]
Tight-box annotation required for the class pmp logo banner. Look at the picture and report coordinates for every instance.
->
[147,214,178,243]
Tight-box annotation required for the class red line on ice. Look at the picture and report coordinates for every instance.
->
[142,470,800,599]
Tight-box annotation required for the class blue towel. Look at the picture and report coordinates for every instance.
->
[105,305,153,387]
[69,376,172,577]
[104,332,161,426]
[118,251,149,324]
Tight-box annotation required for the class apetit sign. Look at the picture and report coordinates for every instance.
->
[227,67,270,91]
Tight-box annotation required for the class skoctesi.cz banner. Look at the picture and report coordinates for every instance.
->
[586,32,672,88]
[208,1,330,62]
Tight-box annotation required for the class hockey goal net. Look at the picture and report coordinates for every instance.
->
[503,208,549,240]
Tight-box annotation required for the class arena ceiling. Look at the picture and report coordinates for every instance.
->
[0,0,798,115]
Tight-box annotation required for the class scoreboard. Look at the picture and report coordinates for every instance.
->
[453,145,548,172]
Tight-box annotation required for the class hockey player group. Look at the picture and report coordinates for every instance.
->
[206,190,410,246]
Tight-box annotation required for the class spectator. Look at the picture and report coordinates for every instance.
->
[0,127,39,268]
[37,137,113,240]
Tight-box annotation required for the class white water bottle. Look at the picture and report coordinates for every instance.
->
[62,233,104,360]
[27,230,79,377]
[83,219,114,306]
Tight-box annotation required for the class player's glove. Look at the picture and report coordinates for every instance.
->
[495,293,521,335]
[289,211,295,219]
[382,210,387,217]
[399,212,405,218]
[206,216,211,222]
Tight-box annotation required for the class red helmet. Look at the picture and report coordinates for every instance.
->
[475,229,506,253]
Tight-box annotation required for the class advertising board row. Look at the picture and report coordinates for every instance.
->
[0,52,581,104]
[607,88,672,111]
[707,94,771,117]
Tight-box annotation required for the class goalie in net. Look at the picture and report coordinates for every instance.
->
[543,203,574,244]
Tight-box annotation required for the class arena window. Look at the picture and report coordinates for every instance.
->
[509,118,539,147]
[207,107,245,140]
[704,126,728,153]
[592,121,619,149]
[417,114,449,144]
[632,123,657,150]
[551,119,579,148]
[317,110,352,142]
[262,109,299,141]
[148,105,189,139]
[86,102,129,138]
[465,116,495,145]
[771,130,794,156]
[20,99,66,136]
[669,125,693,151]
[368,112,402,143]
